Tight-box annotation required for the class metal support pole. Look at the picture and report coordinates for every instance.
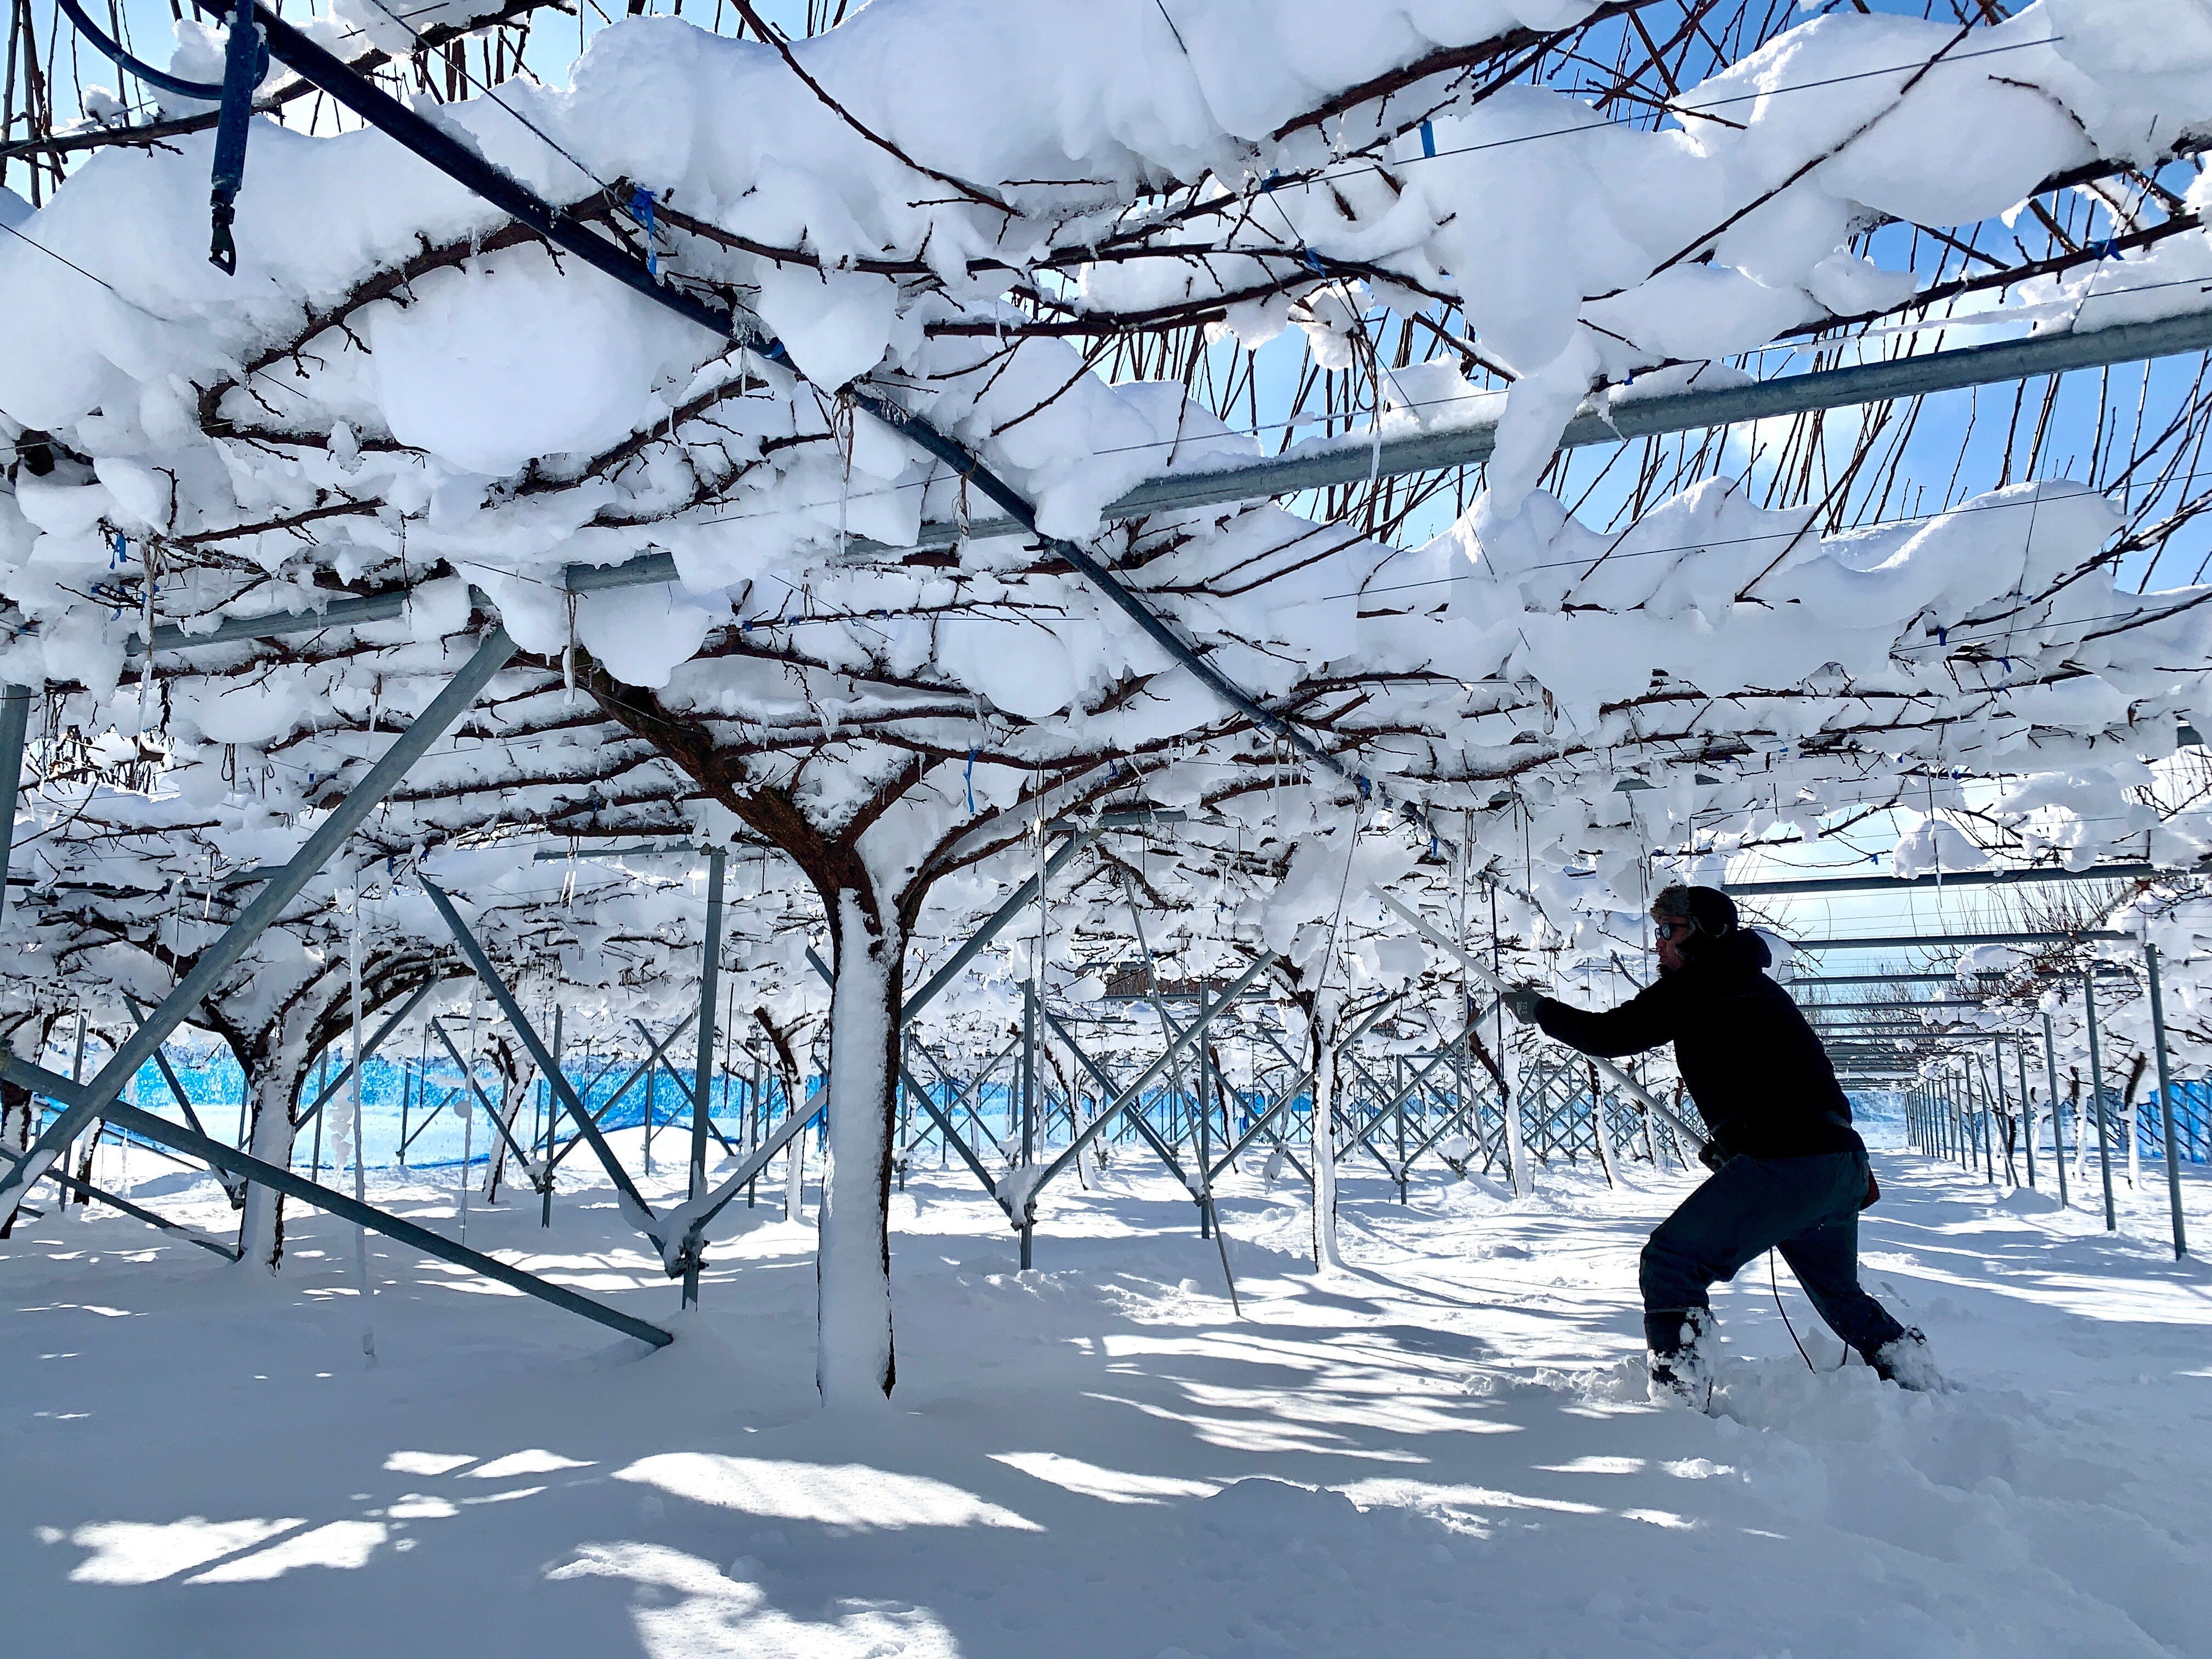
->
[2084,972,2117,1232]
[1029,952,1279,1207]
[2017,1039,2036,1188]
[684,847,725,1308]
[1198,1037,1217,1231]
[0,683,28,933]
[1988,1048,2013,1186]
[1019,978,1036,1269]
[2143,940,2188,1259]
[1982,1057,1999,1186]
[0,628,520,1228]
[541,1003,561,1228]
[2044,1011,2068,1209]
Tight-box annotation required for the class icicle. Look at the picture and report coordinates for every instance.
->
[564,594,579,707]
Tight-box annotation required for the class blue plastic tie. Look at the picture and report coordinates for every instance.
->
[1419,121,1436,158]
[631,186,658,278]
[965,748,977,815]
[1260,170,1284,193]
[1937,625,1948,645]
[1301,247,1326,275]
[1356,775,1372,800]
[110,533,124,569]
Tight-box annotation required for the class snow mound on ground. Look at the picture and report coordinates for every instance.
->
[1195,1476,1361,1536]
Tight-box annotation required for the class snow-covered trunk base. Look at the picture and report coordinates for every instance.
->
[817,889,901,1406]
[1308,993,1342,1273]
[238,1064,302,1272]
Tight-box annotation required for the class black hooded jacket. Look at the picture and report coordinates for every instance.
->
[1531,930,1859,1160]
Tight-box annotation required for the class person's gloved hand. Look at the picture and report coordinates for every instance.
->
[1503,985,1547,1024]
[1697,1139,1730,1173]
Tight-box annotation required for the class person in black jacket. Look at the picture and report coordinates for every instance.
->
[1505,884,1938,1405]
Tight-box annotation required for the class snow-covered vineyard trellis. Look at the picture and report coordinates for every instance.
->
[5,1,2212,1653]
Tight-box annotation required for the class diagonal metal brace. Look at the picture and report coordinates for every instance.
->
[291,978,441,1138]
[419,877,663,1249]
[0,626,519,1228]
[4,1055,670,1347]
[623,1017,739,1161]
[428,1017,547,1188]
[544,1011,698,1173]
[898,1047,1003,1209]
[1026,951,1279,1214]
[118,991,246,1205]
[1207,996,1400,1178]
[1,1135,241,1259]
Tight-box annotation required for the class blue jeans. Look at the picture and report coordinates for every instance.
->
[1640,1147,1905,1360]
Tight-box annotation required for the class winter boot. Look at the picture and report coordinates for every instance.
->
[1644,1306,1716,1409]
[1868,1327,1944,1392]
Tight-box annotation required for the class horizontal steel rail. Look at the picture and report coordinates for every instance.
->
[1788,929,2134,950]
[1725,861,2177,898]
[108,310,2212,655]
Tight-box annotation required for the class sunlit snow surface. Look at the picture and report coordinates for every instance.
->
[4,1136,2209,1658]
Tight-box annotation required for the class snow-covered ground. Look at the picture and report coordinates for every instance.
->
[5,1138,2210,1659]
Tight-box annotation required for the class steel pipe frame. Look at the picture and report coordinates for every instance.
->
[619,1015,738,1160]
[115,990,248,1205]
[1722,861,2181,899]
[28,9,2212,1326]
[2041,1009,2070,1207]
[0,683,28,932]
[684,848,726,1306]
[2083,969,2119,1231]
[2142,940,2189,1259]
[543,1010,701,1174]
[53,27,2212,1188]
[427,1017,547,1189]
[108,307,2212,662]
[290,979,442,1140]
[1334,1031,1480,1190]
[0,627,521,1229]
[4,1053,671,1347]
[899,1059,1007,1211]
[397,1086,460,1160]
[1041,1007,1204,1198]
[1207,996,1403,1180]
[904,1034,1019,1164]
[0,1135,241,1259]
[1373,888,1708,1149]
[1029,951,1282,1217]
[419,877,665,1250]
[660,1088,824,1262]
[1788,929,2134,951]
[111,13,2212,873]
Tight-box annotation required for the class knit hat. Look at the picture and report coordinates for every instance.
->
[1651,884,1738,944]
